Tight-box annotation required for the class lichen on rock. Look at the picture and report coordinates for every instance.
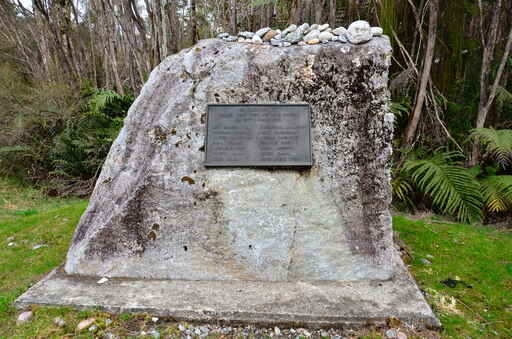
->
[65,37,396,282]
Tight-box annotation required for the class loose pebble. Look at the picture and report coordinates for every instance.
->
[397,331,408,339]
[274,326,281,335]
[76,318,95,331]
[149,329,161,338]
[16,311,33,325]
[385,329,397,338]
[8,242,15,247]
[151,316,159,323]
[307,39,320,45]
[32,244,47,250]
[105,318,113,326]
[420,258,432,265]
[88,325,98,332]
[54,316,66,327]
[178,324,186,331]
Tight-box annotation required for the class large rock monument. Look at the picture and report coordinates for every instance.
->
[16,23,440,328]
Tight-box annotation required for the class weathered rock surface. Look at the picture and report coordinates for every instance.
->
[65,37,396,282]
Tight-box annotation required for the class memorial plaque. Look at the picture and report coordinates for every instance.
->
[205,104,312,167]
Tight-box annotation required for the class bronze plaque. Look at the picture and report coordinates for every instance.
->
[205,104,312,167]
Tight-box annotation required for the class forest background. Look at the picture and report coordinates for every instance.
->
[1,0,511,224]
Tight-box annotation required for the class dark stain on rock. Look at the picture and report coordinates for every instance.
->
[181,176,196,185]
[195,189,218,201]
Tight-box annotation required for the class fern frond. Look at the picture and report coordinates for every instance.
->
[496,86,512,105]
[470,128,512,168]
[404,151,483,223]
[392,174,413,205]
[88,90,123,115]
[480,175,512,213]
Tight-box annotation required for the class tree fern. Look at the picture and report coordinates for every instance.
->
[404,151,483,223]
[391,172,413,206]
[480,175,512,213]
[470,128,512,168]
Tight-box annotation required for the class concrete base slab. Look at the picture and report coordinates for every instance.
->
[15,264,440,329]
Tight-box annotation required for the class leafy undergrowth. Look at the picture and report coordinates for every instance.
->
[394,216,512,338]
[1,177,511,338]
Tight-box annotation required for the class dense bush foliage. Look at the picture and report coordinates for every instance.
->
[0,67,133,195]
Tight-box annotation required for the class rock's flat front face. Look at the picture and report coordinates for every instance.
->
[65,38,395,281]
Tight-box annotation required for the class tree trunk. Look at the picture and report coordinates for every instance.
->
[288,0,301,25]
[229,0,237,34]
[191,0,198,44]
[402,0,439,147]
[329,0,336,28]
[470,0,505,165]
[314,0,325,24]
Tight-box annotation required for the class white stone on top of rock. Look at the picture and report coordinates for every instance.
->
[224,35,237,42]
[252,35,263,44]
[333,35,348,43]
[262,30,278,41]
[303,29,320,42]
[97,277,109,284]
[7,236,14,241]
[178,324,186,331]
[371,27,384,36]
[306,39,320,45]
[285,23,309,43]
[319,24,330,31]
[194,328,202,335]
[347,20,372,44]
[270,39,281,46]
[88,325,98,332]
[319,31,334,41]
[304,24,319,34]
[8,242,15,247]
[298,41,306,46]
[76,318,95,331]
[282,24,297,36]
[151,317,159,323]
[274,327,281,335]
[54,316,66,327]
[217,32,229,39]
[255,27,271,37]
[238,31,254,39]
[279,41,292,47]
[332,26,347,36]
[17,311,33,325]
[237,37,245,43]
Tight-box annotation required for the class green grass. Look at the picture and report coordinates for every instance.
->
[394,216,512,338]
[1,177,511,338]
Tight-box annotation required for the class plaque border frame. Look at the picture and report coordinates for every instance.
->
[204,104,313,167]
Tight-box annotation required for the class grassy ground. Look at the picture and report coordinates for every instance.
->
[0,177,511,338]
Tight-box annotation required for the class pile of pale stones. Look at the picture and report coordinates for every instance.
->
[217,20,383,47]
